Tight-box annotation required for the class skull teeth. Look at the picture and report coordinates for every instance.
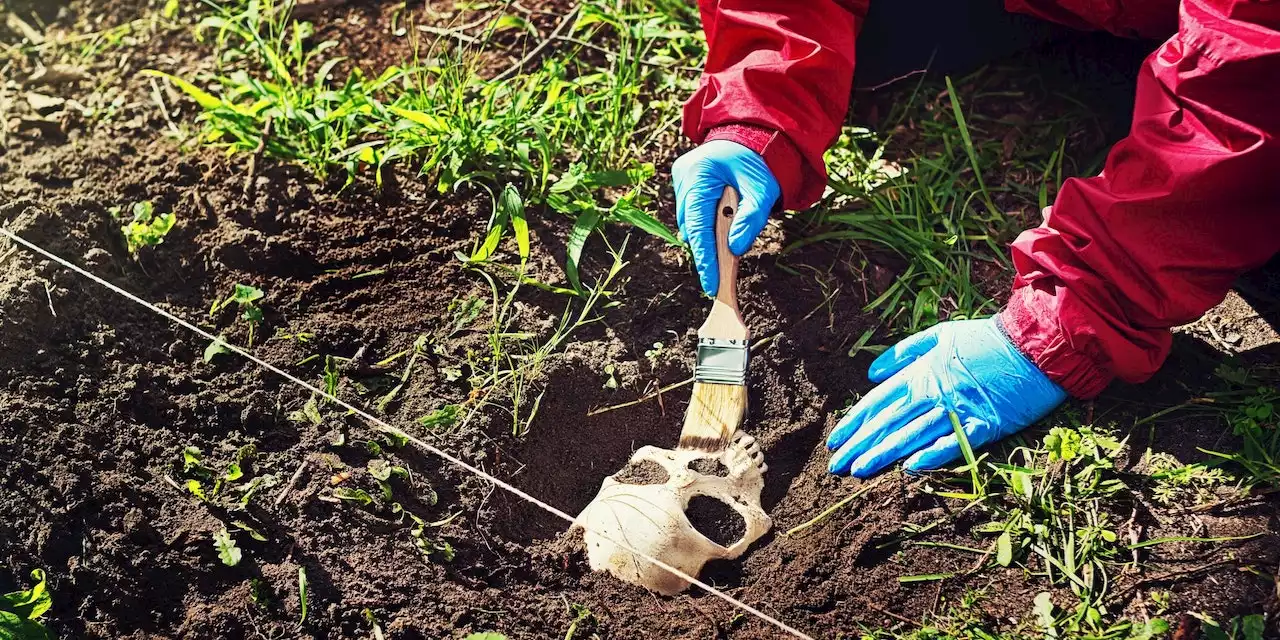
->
[730,432,767,475]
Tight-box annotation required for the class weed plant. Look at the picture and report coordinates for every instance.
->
[153,0,700,291]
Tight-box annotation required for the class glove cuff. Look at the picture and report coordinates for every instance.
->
[705,123,804,212]
[1000,287,1114,399]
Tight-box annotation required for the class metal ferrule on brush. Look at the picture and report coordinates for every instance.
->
[694,337,749,386]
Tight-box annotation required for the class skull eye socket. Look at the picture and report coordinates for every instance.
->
[686,495,746,547]
[613,459,668,485]
[687,458,729,477]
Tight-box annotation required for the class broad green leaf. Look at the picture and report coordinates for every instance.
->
[231,283,265,305]
[471,192,511,262]
[549,163,586,194]
[996,530,1013,567]
[333,488,374,506]
[0,610,51,640]
[417,405,461,430]
[203,336,232,362]
[1044,427,1082,462]
[564,208,602,292]
[1032,591,1055,633]
[142,70,223,110]
[610,195,681,247]
[1241,614,1266,640]
[0,570,51,621]
[186,480,208,501]
[213,528,241,566]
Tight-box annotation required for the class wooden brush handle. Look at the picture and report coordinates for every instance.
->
[713,187,740,312]
[700,187,748,340]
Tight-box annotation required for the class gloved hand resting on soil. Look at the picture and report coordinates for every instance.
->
[825,318,1067,478]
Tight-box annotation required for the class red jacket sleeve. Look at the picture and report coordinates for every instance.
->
[1005,0,1178,38]
[682,1,867,211]
[1001,0,1280,399]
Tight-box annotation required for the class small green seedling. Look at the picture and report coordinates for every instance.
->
[563,601,595,640]
[1148,590,1172,615]
[296,567,309,629]
[322,356,340,401]
[205,284,268,357]
[212,283,266,345]
[417,404,461,431]
[644,342,665,367]
[0,569,54,640]
[367,460,409,501]
[176,444,273,509]
[248,578,272,609]
[287,396,323,427]
[1196,613,1266,640]
[364,608,385,640]
[213,528,242,566]
[112,200,176,255]
[332,487,374,507]
[448,295,486,336]
[409,511,456,562]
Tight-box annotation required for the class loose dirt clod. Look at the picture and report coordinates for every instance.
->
[686,495,746,547]
[613,459,669,484]
[689,458,729,477]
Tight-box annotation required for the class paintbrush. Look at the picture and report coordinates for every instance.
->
[679,187,749,452]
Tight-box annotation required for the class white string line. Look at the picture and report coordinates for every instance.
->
[0,227,814,640]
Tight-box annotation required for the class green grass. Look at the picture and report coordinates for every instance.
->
[462,227,632,436]
[1200,365,1280,487]
[791,70,1096,336]
[153,0,700,292]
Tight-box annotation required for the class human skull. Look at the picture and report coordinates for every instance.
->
[573,433,771,595]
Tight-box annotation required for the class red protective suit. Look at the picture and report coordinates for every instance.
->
[683,0,1280,398]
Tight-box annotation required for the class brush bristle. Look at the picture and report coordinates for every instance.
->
[679,381,747,451]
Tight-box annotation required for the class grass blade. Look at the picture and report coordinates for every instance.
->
[898,573,952,583]
[784,477,885,537]
[949,410,983,498]
[1127,533,1264,550]
[142,70,222,110]
[501,185,530,263]
[944,76,999,217]
[565,209,602,292]
[296,566,309,629]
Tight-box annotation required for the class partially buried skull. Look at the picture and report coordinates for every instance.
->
[573,433,771,595]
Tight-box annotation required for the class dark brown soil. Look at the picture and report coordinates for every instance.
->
[689,457,729,478]
[613,459,668,485]
[686,495,746,547]
[2,1,1279,639]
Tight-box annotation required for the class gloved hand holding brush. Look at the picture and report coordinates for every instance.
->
[672,140,780,297]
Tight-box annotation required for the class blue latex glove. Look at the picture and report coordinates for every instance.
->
[827,317,1068,478]
[672,140,781,296]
